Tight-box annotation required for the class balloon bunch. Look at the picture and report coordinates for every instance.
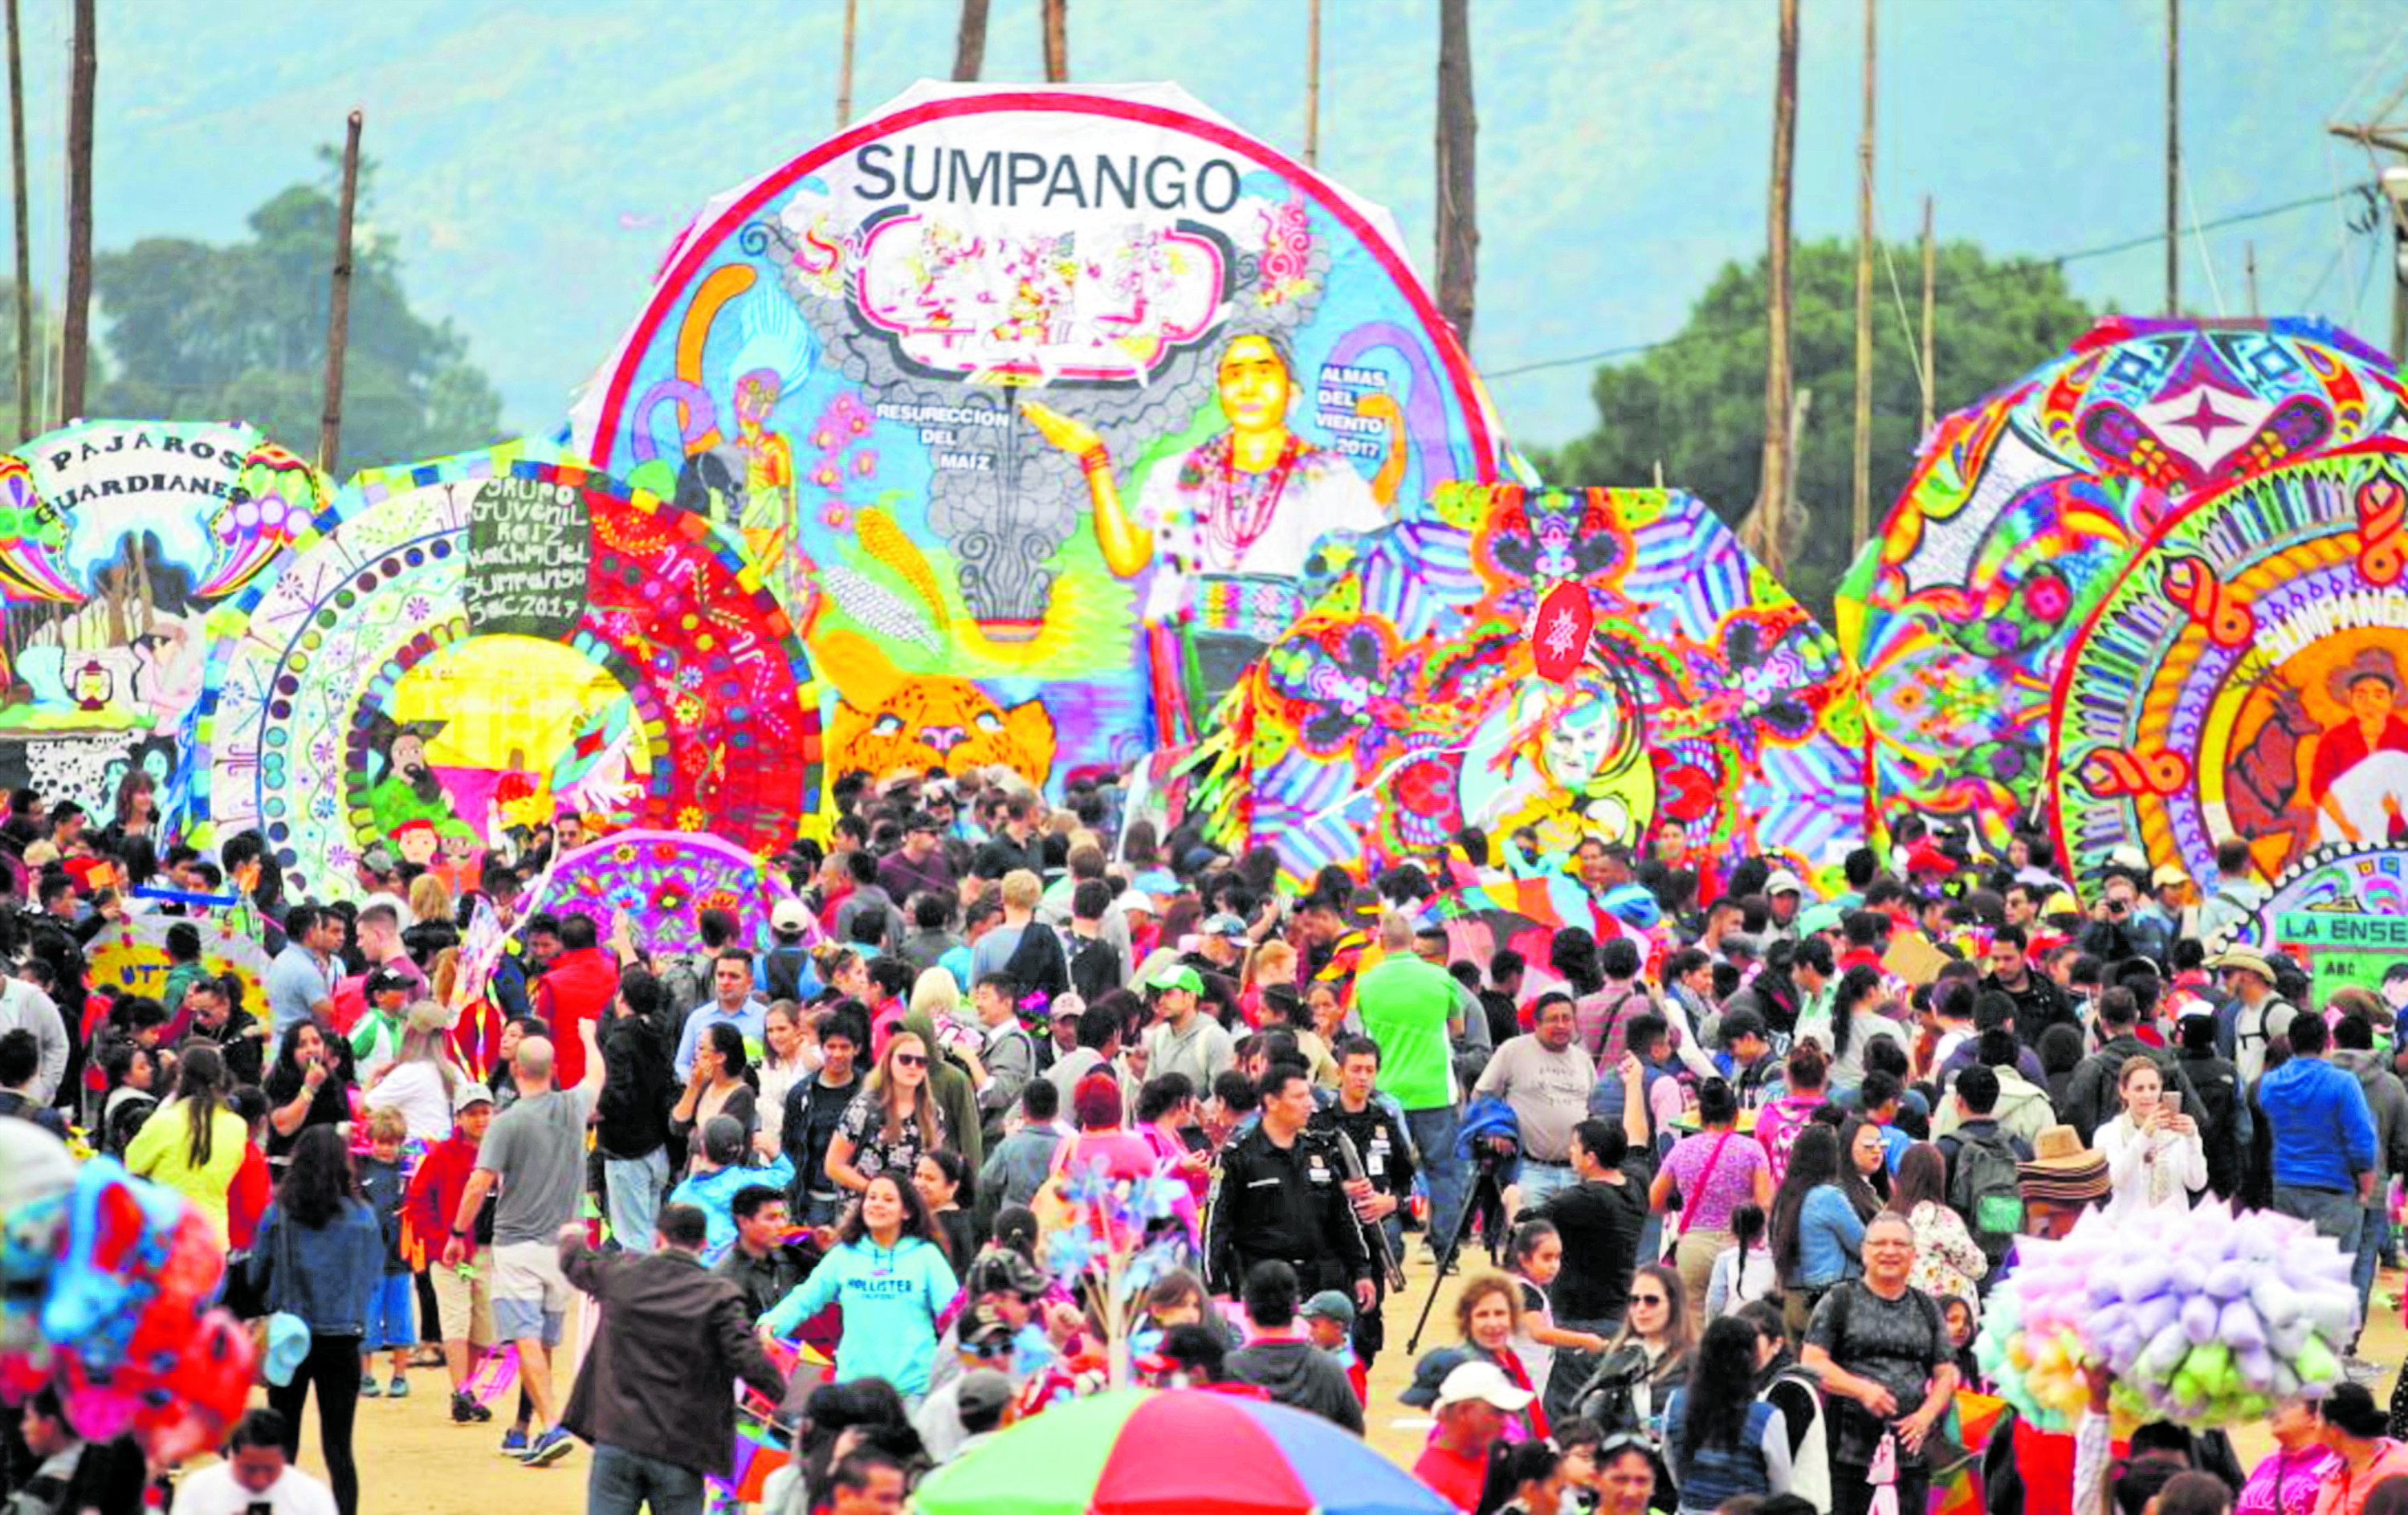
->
[0,1126,255,1464]
[1975,1202,2357,1432]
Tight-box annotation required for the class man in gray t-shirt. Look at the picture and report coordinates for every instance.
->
[445,1024,600,1464]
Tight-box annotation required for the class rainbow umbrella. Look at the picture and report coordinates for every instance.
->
[912,1389,1451,1515]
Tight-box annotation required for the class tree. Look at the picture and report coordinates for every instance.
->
[1542,238,2094,617]
[88,150,502,479]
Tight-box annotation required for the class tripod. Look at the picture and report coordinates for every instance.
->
[1404,1151,1510,1355]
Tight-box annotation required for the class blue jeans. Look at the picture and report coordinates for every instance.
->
[588,1443,704,1515]
[1518,1161,1578,1209]
[2273,1184,2362,1248]
[2353,1204,2384,1350]
[603,1148,670,1254]
[1406,1106,1467,1257]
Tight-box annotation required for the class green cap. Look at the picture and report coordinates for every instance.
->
[1796,903,1844,939]
[1147,963,1204,996]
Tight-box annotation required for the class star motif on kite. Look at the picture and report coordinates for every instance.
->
[1542,606,1582,660]
[2169,391,2239,444]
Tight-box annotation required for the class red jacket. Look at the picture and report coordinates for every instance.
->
[406,1129,486,1260]
[226,1143,271,1252]
[533,947,618,1089]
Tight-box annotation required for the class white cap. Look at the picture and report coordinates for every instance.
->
[771,899,811,935]
[1116,890,1157,917]
[1434,1360,1536,1411]
[1765,869,1803,896]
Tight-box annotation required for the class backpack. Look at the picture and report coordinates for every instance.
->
[760,944,813,1004]
[1065,931,1121,1004]
[1001,922,1070,1011]
[1950,1127,2025,1267]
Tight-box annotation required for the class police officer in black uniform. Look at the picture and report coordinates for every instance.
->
[1310,1034,1414,1365]
[1204,1065,1375,1316]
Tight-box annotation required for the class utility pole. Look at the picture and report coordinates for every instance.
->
[1041,0,1068,83]
[1435,0,1478,348]
[951,0,988,81]
[1919,194,1936,434]
[2328,109,2408,365]
[58,0,92,426]
[5,0,27,442]
[1754,0,1800,576]
[2165,0,2180,316]
[837,0,858,128]
[1851,0,1875,553]
[1304,0,1322,169]
[2244,241,2259,317]
[318,110,363,477]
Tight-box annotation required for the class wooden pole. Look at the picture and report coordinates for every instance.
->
[836,0,858,128]
[1304,0,1322,169]
[317,110,363,477]
[1041,0,1068,83]
[1435,0,1478,348]
[5,0,26,442]
[1919,194,1936,434]
[58,0,92,426]
[1851,0,1875,553]
[2165,0,2180,316]
[1756,0,1800,576]
[951,0,988,81]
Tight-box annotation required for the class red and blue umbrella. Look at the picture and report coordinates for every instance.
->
[911,1388,1451,1515]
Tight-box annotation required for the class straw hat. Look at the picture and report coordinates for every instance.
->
[2018,1124,2109,1206]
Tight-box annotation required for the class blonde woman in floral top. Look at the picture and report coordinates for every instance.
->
[1886,1142,1986,1308]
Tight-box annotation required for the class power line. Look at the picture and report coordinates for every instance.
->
[1483,184,2372,384]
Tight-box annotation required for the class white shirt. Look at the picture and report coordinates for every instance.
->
[175,1463,339,1515]
[363,1061,454,1145]
[0,976,66,1103]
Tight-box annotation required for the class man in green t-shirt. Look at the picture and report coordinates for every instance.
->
[1351,913,1469,1260]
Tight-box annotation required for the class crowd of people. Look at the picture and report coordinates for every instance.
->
[8,767,2408,1515]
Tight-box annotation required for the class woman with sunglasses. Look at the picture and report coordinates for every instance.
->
[1572,1261,1691,1509]
[762,1171,959,1407]
[1592,1433,1663,1515]
[823,1030,948,1195]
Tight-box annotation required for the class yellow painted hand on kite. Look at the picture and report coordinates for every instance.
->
[1021,399,1102,459]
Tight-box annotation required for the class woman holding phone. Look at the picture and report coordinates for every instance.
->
[2092,1056,2206,1222]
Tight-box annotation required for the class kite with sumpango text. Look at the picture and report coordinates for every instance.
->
[1184,483,1861,888]
[568,80,1503,793]
[1840,318,2406,852]
[2051,440,2408,894]
[185,446,821,902]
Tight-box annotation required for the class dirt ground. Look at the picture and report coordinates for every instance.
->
[253,1245,2384,1513]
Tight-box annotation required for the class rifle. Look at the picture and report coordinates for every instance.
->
[1330,1130,1408,1294]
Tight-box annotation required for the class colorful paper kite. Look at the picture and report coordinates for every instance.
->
[526,829,801,958]
[2050,439,2408,891]
[568,81,1504,788]
[1186,483,1861,886]
[186,446,821,901]
[0,421,328,786]
[85,910,276,1027]
[1842,317,2406,852]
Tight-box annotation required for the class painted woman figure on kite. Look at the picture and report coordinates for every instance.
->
[1461,654,1658,857]
[1024,329,1391,741]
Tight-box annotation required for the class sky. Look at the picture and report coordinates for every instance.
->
[14,0,2408,455]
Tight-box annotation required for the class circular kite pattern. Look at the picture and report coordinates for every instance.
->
[188,450,822,902]
[2051,440,2408,892]
[524,829,803,958]
[2206,841,2408,951]
[1847,318,2406,850]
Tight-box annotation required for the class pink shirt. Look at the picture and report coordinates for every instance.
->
[1660,1128,1769,1232]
